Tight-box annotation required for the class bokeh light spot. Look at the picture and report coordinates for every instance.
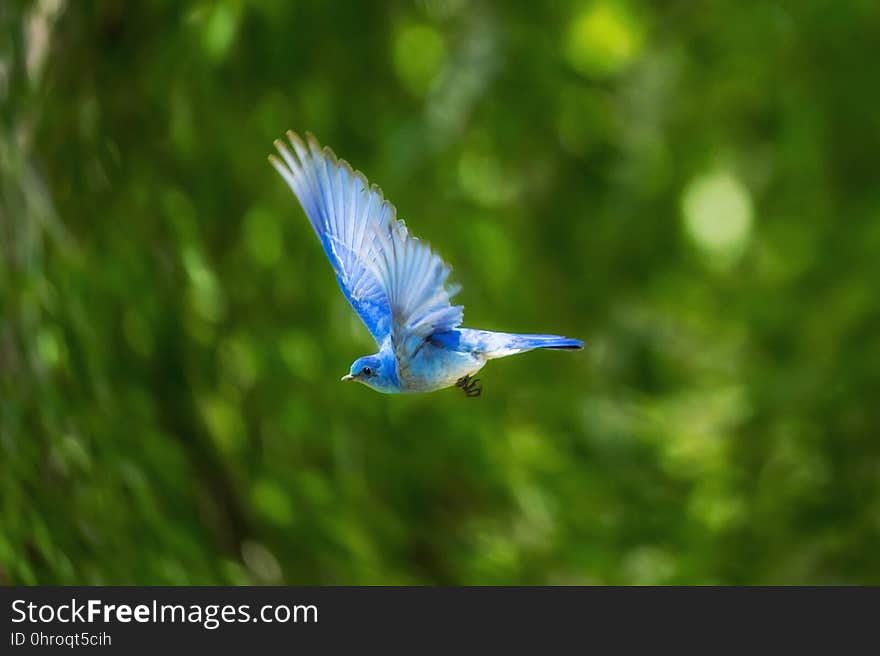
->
[183,247,226,323]
[199,395,246,453]
[457,144,518,207]
[393,22,447,97]
[196,2,241,61]
[36,326,66,368]
[220,335,258,390]
[565,2,642,78]
[241,540,283,583]
[251,478,294,527]
[682,170,754,264]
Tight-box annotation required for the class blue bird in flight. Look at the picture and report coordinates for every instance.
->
[269,132,583,396]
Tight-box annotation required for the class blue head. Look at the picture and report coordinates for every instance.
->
[341,353,399,393]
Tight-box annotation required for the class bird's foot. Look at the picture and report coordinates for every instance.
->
[456,375,482,398]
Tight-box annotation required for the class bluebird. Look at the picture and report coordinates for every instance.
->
[269,131,583,396]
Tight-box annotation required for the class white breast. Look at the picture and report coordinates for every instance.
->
[399,343,486,393]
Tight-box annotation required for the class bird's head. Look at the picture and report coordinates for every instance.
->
[342,354,397,393]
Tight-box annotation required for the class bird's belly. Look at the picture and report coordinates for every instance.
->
[399,345,484,393]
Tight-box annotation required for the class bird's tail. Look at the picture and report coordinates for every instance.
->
[476,331,584,359]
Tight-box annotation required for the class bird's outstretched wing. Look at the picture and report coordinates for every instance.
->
[270,132,463,354]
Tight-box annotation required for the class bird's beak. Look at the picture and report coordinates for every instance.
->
[341,374,354,382]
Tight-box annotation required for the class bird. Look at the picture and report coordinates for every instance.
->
[269,131,583,396]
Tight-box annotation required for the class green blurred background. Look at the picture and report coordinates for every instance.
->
[2,0,879,585]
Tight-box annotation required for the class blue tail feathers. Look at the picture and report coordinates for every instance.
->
[430,329,583,358]
[509,333,584,351]
[429,328,584,360]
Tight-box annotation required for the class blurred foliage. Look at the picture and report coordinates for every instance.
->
[2,0,879,585]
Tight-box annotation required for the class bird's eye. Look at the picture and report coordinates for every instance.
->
[362,366,373,376]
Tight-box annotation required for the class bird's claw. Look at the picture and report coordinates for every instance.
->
[456,375,483,398]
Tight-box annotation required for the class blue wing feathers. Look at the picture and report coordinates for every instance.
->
[270,131,463,353]
[271,133,393,342]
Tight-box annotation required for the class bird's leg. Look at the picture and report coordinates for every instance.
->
[466,378,482,397]
[456,375,483,398]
